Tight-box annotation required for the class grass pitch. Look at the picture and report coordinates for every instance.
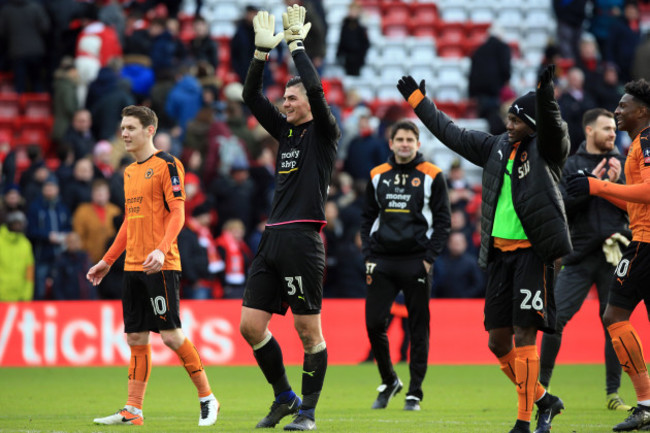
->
[0,363,637,432]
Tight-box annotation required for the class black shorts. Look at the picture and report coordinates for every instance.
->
[243,226,325,315]
[608,241,650,314]
[122,270,182,333]
[484,248,556,333]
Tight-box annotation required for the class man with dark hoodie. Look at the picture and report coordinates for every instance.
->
[539,108,631,411]
[397,65,570,433]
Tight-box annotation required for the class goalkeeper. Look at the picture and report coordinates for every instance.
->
[239,5,340,432]
[539,108,631,412]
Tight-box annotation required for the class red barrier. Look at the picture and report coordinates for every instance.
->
[0,299,649,366]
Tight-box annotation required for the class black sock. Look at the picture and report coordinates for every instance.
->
[514,419,530,431]
[253,335,291,396]
[536,392,551,408]
[301,347,328,410]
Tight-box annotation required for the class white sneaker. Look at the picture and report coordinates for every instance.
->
[93,407,144,425]
[199,398,219,426]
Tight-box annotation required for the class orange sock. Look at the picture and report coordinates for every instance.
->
[608,321,650,401]
[514,345,540,422]
[499,349,545,401]
[176,338,212,398]
[126,344,151,409]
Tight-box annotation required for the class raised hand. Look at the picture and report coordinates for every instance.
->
[538,64,555,88]
[397,75,425,101]
[282,4,312,52]
[253,11,284,53]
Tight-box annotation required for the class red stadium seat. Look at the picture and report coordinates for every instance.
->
[15,116,53,155]
[322,78,345,107]
[0,93,20,119]
[381,2,411,21]
[410,3,438,23]
[21,93,52,118]
[435,21,466,43]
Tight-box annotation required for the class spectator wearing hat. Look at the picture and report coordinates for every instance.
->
[27,174,72,300]
[52,57,80,145]
[72,178,122,263]
[0,184,25,225]
[0,211,34,301]
[397,65,569,432]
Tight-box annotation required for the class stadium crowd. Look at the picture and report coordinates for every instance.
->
[0,0,649,302]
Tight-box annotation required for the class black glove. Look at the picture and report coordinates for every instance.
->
[565,170,596,197]
[538,64,555,88]
[397,75,425,101]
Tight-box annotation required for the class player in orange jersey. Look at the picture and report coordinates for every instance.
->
[567,79,650,432]
[86,105,219,427]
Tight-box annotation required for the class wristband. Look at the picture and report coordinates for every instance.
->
[254,49,270,61]
[407,89,425,109]
[288,40,305,52]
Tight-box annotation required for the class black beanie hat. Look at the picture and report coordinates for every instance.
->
[508,91,537,131]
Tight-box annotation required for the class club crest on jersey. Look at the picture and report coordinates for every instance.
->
[411,177,421,187]
[171,176,181,192]
[145,168,154,179]
[520,151,528,162]
[644,147,650,165]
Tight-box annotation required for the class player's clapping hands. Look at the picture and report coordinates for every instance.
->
[283,4,311,52]
[253,10,284,53]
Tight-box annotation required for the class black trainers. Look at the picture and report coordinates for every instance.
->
[534,394,564,433]
[614,405,650,431]
[371,378,403,409]
[256,395,302,428]
[403,396,421,411]
[284,414,316,431]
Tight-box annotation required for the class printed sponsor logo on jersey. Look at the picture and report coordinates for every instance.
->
[145,168,154,179]
[411,177,421,187]
[171,176,181,192]
[279,149,300,173]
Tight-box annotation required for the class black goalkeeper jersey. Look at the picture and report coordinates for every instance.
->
[243,50,340,228]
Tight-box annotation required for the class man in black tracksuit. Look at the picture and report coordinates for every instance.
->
[397,66,571,433]
[539,108,631,410]
[361,119,450,412]
[239,6,339,431]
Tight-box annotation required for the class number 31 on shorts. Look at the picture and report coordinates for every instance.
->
[285,276,304,296]
[520,289,543,311]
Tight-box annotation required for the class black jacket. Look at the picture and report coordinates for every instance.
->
[412,80,572,268]
[561,141,630,265]
[361,153,451,263]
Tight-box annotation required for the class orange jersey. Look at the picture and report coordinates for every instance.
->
[625,127,650,242]
[123,151,186,271]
